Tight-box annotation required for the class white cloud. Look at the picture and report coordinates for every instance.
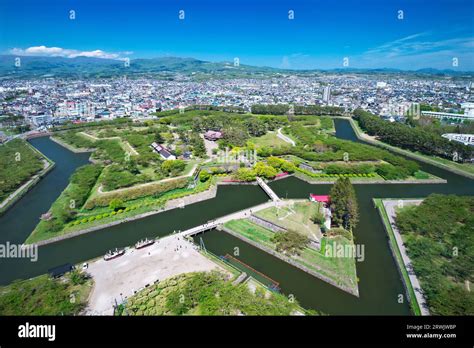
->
[280,56,291,69]
[9,46,130,60]
[357,32,474,70]
[363,33,474,59]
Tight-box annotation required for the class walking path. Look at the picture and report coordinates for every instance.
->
[277,127,296,146]
[256,177,280,202]
[96,164,198,195]
[382,199,430,315]
[178,200,279,237]
[79,131,139,156]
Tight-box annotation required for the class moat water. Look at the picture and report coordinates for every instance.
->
[1,119,473,315]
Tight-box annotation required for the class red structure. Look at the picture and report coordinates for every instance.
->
[204,130,223,141]
[309,194,330,204]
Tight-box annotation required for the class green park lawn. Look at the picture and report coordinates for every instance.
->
[120,271,309,316]
[223,218,358,293]
[0,139,48,203]
[254,201,322,239]
[0,272,92,315]
[248,131,288,149]
[26,177,214,244]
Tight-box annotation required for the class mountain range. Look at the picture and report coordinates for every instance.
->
[0,55,472,79]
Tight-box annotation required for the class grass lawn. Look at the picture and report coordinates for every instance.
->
[373,198,422,315]
[0,139,47,203]
[120,271,307,315]
[223,218,358,293]
[254,201,322,239]
[248,131,288,148]
[224,219,276,248]
[0,273,92,315]
[297,236,358,290]
[78,131,139,156]
[0,127,16,136]
[26,176,214,244]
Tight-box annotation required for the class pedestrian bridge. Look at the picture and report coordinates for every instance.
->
[178,201,278,237]
[256,177,280,202]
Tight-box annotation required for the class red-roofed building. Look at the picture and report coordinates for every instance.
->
[310,194,332,230]
[204,130,223,141]
[309,194,330,204]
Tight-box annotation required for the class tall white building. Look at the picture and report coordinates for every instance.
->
[461,102,474,117]
[322,86,331,104]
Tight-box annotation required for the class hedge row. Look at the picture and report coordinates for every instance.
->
[84,177,190,209]
[70,177,215,226]
[296,167,377,179]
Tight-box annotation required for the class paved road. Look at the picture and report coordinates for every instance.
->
[383,199,430,315]
[277,128,296,146]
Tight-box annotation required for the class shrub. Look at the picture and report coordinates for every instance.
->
[199,170,211,182]
[254,162,277,179]
[85,177,189,208]
[376,163,406,180]
[161,160,186,176]
[311,212,326,225]
[272,230,309,256]
[327,227,353,241]
[414,170,430,179]
[109,198,125,211]
[234,168,257,182]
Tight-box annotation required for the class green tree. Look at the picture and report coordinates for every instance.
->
[329,178,359,230]
[190,134,206,158]
[161,159,186,176]
[109,198,125,211]
[311,212,326,225]
[222,126,249,147]
[272,230,309,255]
[199,170,211,182]
[234,167,257,182]
[154,132,164,143]
[254,162,277,179]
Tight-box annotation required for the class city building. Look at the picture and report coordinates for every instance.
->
[441,133,474,146]
[323,86,331,105]
[150,142,176,160]
[204,130,223,141]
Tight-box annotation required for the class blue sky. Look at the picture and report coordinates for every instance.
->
[0,0,473,70]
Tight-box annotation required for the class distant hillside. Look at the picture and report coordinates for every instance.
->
[0,55,472,79]
[0,55,280,79]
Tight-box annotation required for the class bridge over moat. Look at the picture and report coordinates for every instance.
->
[177,177,281,237]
